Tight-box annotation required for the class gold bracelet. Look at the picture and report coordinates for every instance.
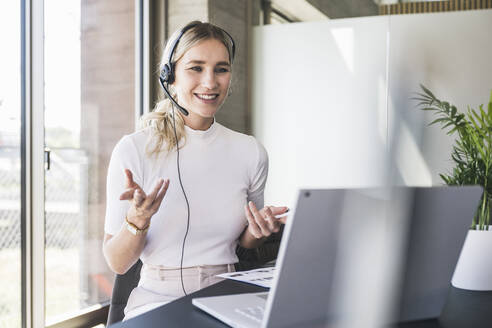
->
[125,217,150,235]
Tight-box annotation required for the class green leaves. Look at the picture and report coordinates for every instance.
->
[414,85,492,230]
[488,90,492,113]
[419,83,436,100]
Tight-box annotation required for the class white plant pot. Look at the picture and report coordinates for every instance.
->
[451,229,492,291]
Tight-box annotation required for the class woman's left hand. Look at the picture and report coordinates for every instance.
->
[244,201,289,239]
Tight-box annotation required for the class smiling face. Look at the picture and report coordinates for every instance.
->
[173,38,232,130]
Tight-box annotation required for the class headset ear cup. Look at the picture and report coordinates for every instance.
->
[161,64,175,84]
[168,63,175,84]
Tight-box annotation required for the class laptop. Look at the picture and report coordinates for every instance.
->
[193,189,346,328]
[327,186,482,327]
[192,187,482,328]
[395,186,482,322]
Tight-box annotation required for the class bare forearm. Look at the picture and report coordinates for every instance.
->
[239,227,266,249]
[103,173,169,274]
[103,226,147,275]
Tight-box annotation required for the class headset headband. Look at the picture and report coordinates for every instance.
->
[167,23,236,67]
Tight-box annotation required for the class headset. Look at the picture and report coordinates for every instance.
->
[158,22,236,296]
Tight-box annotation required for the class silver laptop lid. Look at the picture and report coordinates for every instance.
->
[263,186,481,328]
[325,186,482,327]
[263,189,389,328]
[263,189,340,328]
[396,186,482,322]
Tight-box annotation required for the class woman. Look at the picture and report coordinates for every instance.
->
[102,21,288,320]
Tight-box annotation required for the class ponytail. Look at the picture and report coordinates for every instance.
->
[139,95,186,158]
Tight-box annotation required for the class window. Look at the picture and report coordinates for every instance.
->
[0,1,22,327]
[44,0,135,325]
[0,1,137,326]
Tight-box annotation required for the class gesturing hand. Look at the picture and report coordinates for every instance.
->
[119,169,170,230]
[244,201,289,239]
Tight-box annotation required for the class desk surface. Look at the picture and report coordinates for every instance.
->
[110,279,266,328]
[109,279,441,328]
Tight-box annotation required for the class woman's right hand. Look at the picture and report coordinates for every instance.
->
[119,169,170,230]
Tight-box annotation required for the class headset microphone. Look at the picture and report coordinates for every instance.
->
[159,72,189,116]
[158,22,200,117]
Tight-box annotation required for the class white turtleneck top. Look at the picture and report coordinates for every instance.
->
[104,120,268,267]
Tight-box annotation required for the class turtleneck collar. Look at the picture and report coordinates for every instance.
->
[184,118,218,140]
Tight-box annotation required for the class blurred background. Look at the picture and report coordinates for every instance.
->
[1,1,491,327]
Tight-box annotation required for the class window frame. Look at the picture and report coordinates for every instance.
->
[22,0,46,327]
[20,0,145,326]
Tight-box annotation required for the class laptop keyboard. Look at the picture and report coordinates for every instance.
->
[234,305,265,323]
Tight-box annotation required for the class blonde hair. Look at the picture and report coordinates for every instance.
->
[140,21,235,158]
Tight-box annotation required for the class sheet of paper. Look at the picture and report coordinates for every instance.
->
[216,267,276,288]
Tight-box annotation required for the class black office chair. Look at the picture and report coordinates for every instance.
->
[105,227,284,326]
[234,225,284,271]
[106,259,143,326]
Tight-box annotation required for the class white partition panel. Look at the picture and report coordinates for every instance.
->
[252,17,389,206]
[388,10,492,186]
[252,9,492,206]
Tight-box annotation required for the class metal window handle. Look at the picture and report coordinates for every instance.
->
[44,147,51,170]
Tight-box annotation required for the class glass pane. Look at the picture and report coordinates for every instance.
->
[0,1,21,328]
[264,0,492,24]
[44,0,135,323]
[44,1,84,321]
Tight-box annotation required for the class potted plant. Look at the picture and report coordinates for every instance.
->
[415,85,492,327]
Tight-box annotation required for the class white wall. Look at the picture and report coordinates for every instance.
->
[252,9,492,207]
[388,10,492,186]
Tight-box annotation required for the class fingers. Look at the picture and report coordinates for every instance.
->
[119,188,135,200]
[278,216,288,225]
[245,202,286,239]
[124,169,135,188]
[123,169,145,201]
[269,206,289,226]
[150,179,170,212]
[269,206,289,216]
[248,201,271,237]
[124,178,169,229]
[133,189,145,207]
[120,186,145,201]
[264,206,281,233]
[121,177,168,207]
[244,204,262,239]
[143,178,164,208]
